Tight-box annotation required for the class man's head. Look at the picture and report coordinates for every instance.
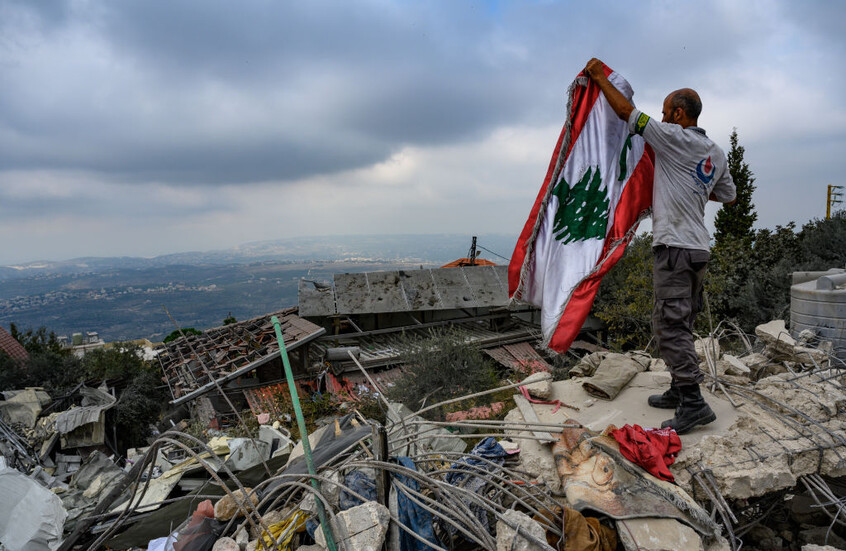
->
[661,88,701,128]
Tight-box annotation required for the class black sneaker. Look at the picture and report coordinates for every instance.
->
[660,384,717,435]
[647,382,681,409]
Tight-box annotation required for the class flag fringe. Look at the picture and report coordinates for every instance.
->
[509,76,588,306]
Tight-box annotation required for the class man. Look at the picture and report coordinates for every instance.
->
[584,58,736,434]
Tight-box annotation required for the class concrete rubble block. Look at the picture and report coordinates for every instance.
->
[315,501,390,551]
[503,408,560,494]
[300,470,343,513]
[296,546,324,551]
[495,509,547,551]
[258,425,293,458]
[673,412,801,500]
[234,526,249,549]
[802,545,846,551]
[756,374,846,422]
[746,525,783,549]
[792,346,830,366]
[799,527,846,550]
[249,508,289,539]
[214,487,259,521]
[616,517,704,551]
[722,355,751,377]
[741,352,771,370]
[756,320,797,357]
[520,372,552,400]
[700,360,729,377]
[212,537,240,551]
[694,337,721,363]
[224,438,270,472]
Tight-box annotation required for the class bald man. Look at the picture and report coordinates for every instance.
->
[585,58,736,434]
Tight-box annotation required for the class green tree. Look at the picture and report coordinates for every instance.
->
[714,129,757,247]
[9,323,66,356]
[80,342,148,380]
[388,328,499,418]
[163,327,202,343]
[223,313,237,325]
[798,212,846,268]
[593,233,654,350]
[708,130,759,325]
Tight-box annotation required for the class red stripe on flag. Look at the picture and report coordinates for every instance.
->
[546,147,654,352]
[508,65,611,298]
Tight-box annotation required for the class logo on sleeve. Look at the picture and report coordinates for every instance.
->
[695,156,715,184]
[634,113,650,136]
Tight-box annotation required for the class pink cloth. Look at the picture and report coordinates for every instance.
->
[610,424,681,482]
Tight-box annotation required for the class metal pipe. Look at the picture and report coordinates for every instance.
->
[272,315,337,551]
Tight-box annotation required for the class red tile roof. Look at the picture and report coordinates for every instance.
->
[0,326,29,362]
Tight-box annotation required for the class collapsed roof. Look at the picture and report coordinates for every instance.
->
[155,308,325,405]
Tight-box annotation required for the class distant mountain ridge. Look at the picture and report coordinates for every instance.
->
[0,234,517,341]
[1,233,516,281]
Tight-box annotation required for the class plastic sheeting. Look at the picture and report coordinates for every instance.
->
[0,467,68,551]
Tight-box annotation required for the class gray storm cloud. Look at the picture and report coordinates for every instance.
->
[0,0,843,264]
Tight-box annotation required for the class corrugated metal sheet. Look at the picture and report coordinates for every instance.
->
[298,265,509,317]
[485,342,553,374]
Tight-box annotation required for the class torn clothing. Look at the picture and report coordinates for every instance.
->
[652,245,708,384]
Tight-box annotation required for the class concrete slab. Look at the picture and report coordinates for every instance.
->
[297,278,336,317]
[537,372,740,448]
[504,372,741,497]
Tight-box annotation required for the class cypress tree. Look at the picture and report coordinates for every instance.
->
[714,129,757,247]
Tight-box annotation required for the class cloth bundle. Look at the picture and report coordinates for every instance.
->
[609,424,682,482]
[581,353,648,400]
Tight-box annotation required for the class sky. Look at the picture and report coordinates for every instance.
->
[1,0,844,265]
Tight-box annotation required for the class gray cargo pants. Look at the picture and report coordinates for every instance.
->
[652,245,710,385]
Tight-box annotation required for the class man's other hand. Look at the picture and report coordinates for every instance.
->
[585,58,606,81]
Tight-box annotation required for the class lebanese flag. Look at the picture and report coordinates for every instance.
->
[508,64,654,353]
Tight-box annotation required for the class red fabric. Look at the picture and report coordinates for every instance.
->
[610,424,681,482]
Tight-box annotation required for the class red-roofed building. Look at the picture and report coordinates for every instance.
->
[0,325,29,362]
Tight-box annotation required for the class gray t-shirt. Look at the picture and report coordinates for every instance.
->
[627,109,736,251]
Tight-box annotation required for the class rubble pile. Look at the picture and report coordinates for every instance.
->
[0,321,844,551]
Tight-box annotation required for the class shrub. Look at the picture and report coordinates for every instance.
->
[387,327,500,418]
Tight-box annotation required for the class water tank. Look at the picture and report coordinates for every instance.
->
[790,269,846,360]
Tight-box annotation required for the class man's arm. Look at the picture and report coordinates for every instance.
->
[585,58,634,122]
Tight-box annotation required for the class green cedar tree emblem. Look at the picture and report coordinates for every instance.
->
[551,166,609,244]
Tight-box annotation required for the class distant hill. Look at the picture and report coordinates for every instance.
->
[0,234,515,280]
[0,234,515,342]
